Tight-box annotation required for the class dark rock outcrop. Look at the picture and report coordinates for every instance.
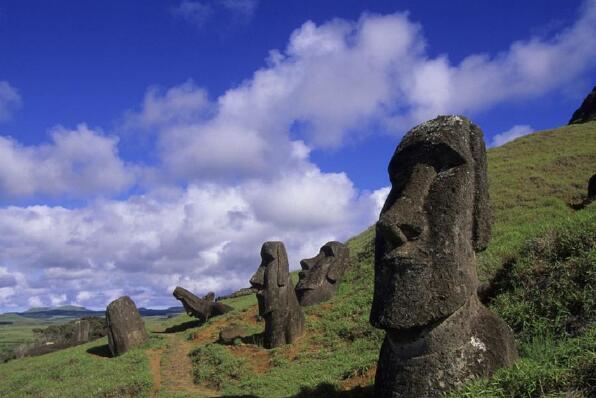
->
[589,174,596,200]
[370,116,518,397]
[173,286,233,322]
[106,296,149,357]
[295,241,350,306]
[250,241,304,348]
[569,86,596,124]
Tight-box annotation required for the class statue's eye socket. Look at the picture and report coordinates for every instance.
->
[261,253,275,263]
[322,246,335,257]
[390,142,465,179]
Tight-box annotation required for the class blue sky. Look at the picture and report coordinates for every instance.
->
[0,0,594,311]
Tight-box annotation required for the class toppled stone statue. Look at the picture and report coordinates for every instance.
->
[106,296,149,357]
[569,86,596,124]
[173,286,233,322]
[250,241,304,348]
[203,292,215,302]
[370,115,518,397]
[295,241,351,306]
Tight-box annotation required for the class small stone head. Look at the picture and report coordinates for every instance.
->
[250,241,290,315]
[370,116,491,330]
[295,241,350,306]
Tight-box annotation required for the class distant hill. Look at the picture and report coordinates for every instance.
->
[3,305,184,320]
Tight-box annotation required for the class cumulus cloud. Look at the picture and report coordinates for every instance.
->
[491,124,534,147]
[0,81,22,122]
[0,177,380,309]
[0,124,134,198]
[138,3,596,183]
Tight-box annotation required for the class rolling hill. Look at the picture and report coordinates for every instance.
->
[0,121,594,398]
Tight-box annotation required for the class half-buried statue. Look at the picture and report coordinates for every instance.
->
[250,241,304,348]
[295,241,350,306]
[370,115,518,397]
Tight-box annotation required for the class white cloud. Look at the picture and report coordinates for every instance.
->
[0,124,134,198]
[171,1,213,27]
[491,124,534,147]
[141,3,596,183]
[28,296,43,308]
[172,0,259,28]
[0,81,22,122]
[0,179,380,310]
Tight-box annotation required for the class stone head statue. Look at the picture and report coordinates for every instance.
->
[295,241,350,306]
[369,116,517,398]
[370,115,491,330]
[250,241,304,348]
[250,241,291,315]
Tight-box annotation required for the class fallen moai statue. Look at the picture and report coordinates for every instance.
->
[295,241,351,306]
[250,241,304,348]
[173,286,233,322]
[370,115,518,397]
[106,296,149,357]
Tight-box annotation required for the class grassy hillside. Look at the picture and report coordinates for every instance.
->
[0,122,594,398]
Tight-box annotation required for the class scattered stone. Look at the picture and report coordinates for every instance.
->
[106,296,149,357]
[295,241,351,306]
[219,325,248,345]
[569,86,596,124]
[173,286,233,322]
[370,115,518,397]
[250,241,304,348]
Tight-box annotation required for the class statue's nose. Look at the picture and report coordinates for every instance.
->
[377,208,423,252]
[250,267,265,289]
[300,258,314,271]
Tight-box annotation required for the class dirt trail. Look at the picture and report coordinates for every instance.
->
[148,333,219,398]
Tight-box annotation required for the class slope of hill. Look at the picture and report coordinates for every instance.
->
[0,122,594,398]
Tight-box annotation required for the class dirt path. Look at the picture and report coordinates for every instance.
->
[148,334,219,398]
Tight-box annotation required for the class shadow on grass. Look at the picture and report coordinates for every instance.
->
[86,344,112,358]
[220,383,374,398]
[158,319,204,333]
[291,383,374,398]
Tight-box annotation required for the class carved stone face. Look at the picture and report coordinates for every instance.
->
[295,241,350,306]
[370,116,490,330]
[250,241,289,315]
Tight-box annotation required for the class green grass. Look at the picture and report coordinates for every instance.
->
[0,122,594,397]
[0,335,165,398]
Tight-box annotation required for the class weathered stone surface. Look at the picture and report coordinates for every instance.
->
[203,292,215,302]
[250,241,304,348]
[173,286,233,322]
[219,325,248,345]
[295,241,350,306]
[569,86,596,124]
[370,115,518,397]
[106,296,148,357]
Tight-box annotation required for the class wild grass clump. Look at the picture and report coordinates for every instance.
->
[448,329,596,398]
[189,343,248,388]
[487,210,595,341]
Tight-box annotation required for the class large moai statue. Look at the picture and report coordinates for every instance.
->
[106,296,149,357]
[295,241,351,306]
[370,116,518,397]
[250,241,304,348]
[173,286,233,322]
